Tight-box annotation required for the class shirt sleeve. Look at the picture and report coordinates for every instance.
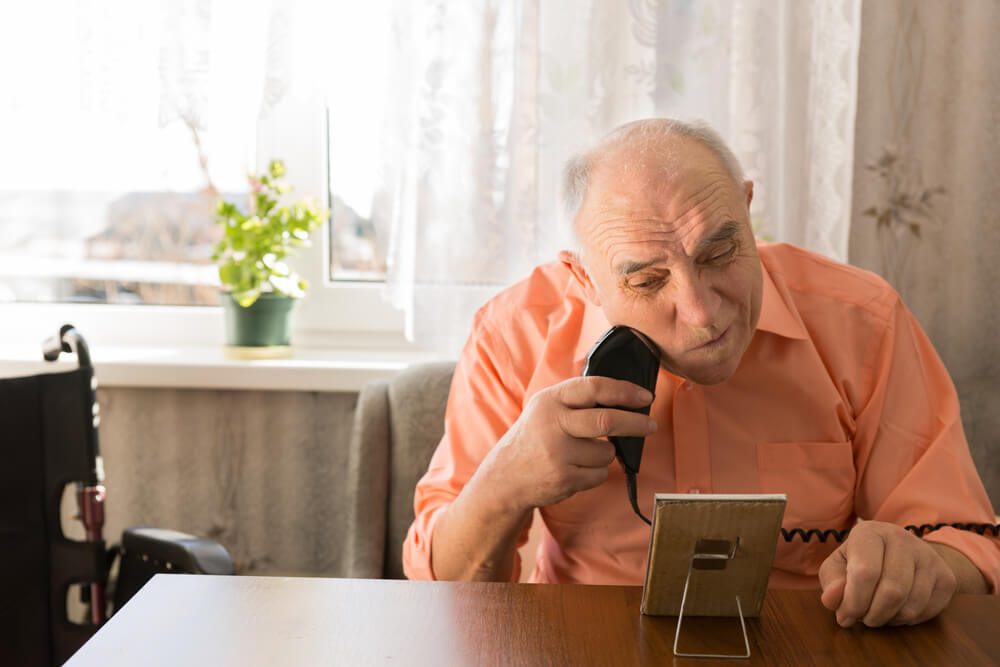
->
[401,313,534,581]
[852,294,1000,592]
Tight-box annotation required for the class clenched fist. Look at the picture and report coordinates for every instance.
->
[819,521,960,627]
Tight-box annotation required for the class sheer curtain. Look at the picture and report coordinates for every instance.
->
[381,0,862,357]
[0,0,289,197]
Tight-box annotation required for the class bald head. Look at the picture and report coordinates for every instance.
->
[561,118,745,252]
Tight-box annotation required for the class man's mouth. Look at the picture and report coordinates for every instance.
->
[693,327,730,351]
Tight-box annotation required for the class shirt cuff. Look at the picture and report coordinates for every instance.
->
[402,503,526,582]
[402,505,446,581]
[923,526,1000,593]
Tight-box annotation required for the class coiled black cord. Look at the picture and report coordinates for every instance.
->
[781,522,1000,543]
[620,479,1000,541]
[622,486,1000,542]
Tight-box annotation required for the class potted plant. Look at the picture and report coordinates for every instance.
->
[212,159,327,357]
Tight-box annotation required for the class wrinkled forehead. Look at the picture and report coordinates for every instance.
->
[579,141,742,233]
[588,135,731,199]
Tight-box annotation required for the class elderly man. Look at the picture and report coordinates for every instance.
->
[402,118,999,627]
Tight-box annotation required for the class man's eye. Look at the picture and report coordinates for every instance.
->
[630,277,664,290]
[706,245,737,263]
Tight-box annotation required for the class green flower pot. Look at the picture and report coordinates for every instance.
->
[222,292,295,349]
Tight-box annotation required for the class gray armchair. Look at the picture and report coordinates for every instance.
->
[343,361,456,579]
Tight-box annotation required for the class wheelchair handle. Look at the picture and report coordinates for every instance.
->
[42,325,108,622]
[42,324,92,368]
[43,324,102,472]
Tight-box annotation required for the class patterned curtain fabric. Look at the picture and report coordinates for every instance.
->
[0,0,284,196]
[848,0,1000,504]
[381,0,863,357]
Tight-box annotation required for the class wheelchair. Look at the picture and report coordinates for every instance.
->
[1,325,234,666]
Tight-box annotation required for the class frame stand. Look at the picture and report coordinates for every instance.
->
[673,537,750,659]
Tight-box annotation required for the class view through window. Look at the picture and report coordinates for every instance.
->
[326,0,391,282]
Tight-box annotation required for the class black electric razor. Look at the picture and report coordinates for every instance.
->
[582,326,661,477]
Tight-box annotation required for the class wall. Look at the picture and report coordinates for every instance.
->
[87,386,359,576]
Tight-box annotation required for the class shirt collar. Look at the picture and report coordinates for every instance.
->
[572,295,612,371]
[757,259,810,340]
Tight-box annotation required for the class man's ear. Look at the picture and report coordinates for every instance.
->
[559,250,601,306]
[743,179,754,209]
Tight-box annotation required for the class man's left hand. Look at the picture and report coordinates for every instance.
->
[818,521,958,627]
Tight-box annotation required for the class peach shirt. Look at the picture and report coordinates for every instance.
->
[402,243,1000,591]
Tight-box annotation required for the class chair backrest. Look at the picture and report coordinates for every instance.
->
[0,369,106,666]
[344,361,456,579]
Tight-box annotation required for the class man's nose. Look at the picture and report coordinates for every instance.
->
[673,273,721,329]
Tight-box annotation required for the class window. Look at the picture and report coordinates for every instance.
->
[0,2,407,349]
[328,106,389,281]
[326,1,392,281]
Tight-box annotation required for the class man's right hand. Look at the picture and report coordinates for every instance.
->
[476,375,657,513]
[429,375,656,581]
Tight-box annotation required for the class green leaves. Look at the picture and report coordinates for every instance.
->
[213,159,328,307]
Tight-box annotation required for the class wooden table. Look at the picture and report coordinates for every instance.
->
[66,574,999,666]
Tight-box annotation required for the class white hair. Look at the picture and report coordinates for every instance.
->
[560,118,746,255]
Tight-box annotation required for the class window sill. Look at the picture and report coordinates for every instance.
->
[0,343,440,392]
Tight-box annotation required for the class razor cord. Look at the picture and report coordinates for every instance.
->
[626,472,652,525]
[780,522,1000,543]
[623,491,1000,543]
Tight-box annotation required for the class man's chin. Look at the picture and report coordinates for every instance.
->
[664,355,741,386]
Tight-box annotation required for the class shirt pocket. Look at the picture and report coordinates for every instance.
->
[757,440,856,525]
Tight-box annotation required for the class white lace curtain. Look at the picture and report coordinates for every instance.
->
[0,0,292,195]
[380,0,862,357]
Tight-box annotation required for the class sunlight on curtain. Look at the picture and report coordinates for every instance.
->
[0,0,268,194]
[379,0,862,357]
